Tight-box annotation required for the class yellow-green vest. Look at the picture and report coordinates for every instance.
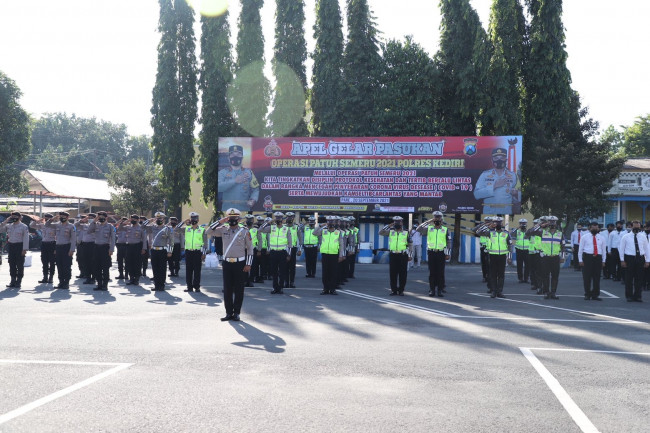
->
[250,227,258,248]
[185,226,205,250]
[540,230,563,256]
[515,230,529,249]
[352,227,359,244]
[303,227,318,245]
[487,231,509,255]
[389,230,408,251]
[269,225,289,250]
[288,225,298,247]
[427,226,447,250]
[528,234,541,254]
[260,231,268,249]
[320,230,340,254]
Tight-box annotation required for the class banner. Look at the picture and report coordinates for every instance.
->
[217,136,523,214]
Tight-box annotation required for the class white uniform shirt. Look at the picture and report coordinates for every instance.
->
[618,231,650,263]
[577,232,607,263]
[608,229,625,252]
[410,229,422,246]
[570,229,586,246]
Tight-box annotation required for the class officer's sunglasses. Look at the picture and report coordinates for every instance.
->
[492,156,507,162]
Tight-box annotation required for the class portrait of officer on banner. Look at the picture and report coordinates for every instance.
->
[218,142,260,212]
[473,147,520,215]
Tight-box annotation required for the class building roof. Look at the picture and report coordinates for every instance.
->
[23,169,114,201]
[623,158,650,171]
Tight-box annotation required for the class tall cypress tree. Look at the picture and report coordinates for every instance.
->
[341,0,382,136]
[230,0,270,137]
[151,0,198,211]
[199,11,234,210]
[310,0,344,136]
[436,0,490,136]
[270,0,308,136]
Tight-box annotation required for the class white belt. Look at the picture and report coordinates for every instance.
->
[390,250,407,254]
[152,246,166,251]
[225,257,245,263]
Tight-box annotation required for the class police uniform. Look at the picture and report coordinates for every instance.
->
[530,217,565,299]
[379,217,412,295]
[417,212,451,297]
[140,216,150,278]
[525,219,542,292]
[347,217,360,278]
[513,219,529,283]
[313,218,345,294]
[87,212,116,291]
[259,212,293,294]
[473,148,518,215]
[486,218,511,298]
[167,217,184,277]
[209,209,253,321]
[474,218,492,283]
[1,213,30,288]
[301,217,321,278]
[75,213,96,283]
[218,145,260,212]
[145,212,174,291]
[30,214,57,283]
[45,212,77,289]
[121,214,146,285]
[284,212,299,288]
[183,212,208,292]
[115,218,129,280]
[242,215,258,287]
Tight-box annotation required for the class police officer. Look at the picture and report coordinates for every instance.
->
[284,212,300,288]
[348,216,360,278]
[30,213,57,284]
[578,221,607,301]
[417,211,451,297]
[531,216,565,299]
[487,216,512,298]
[183,212,208,292]
[45,212,77,289]
[570,222,585,271]
[379,216,412,296]
[114,216,129,280]
[513,218,529,284]
[139,215,150,279]
[337,217,350,287]
[313,216,345,295]
[618,221,649,302]
[473,148,519,215]
[301,216,320,278]
[526,218,542,292]
[259,212,292,294]
[253,215,268,283]
[209,208,253,321]
[603,223,615,279]
[607,220,625,281]
[87,211,116,291]
[167,217,184,277]
[242,214,256,287]
[76,213,96,284]
[474,216,492,283]
[1,212,30,289]
[119,214,146,286]
[145,212,174,291]
[217,145,260,212]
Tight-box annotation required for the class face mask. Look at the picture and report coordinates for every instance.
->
[309,223,315,227]
[98,217,106,223]
[495,224,502,230]
[228,219,239,226]
[520,225,527,230]
[434,220,441,226]
[60,218,67,223]
[581,228,587,231]
[156,219,164,225]
[327,223,334,228]
[591,229,599,235]
[275,219,282,225]
[171,222,177,227]
[191,219,199,225]
[88,218,94,223]
[493,160,506,169]
[246,221,253,227]
[633,228,640,234]
[549,224,556,229]
[131,220,138,225]
[616,227,622,232]
[230,157,242,166]
[394,224,402,230]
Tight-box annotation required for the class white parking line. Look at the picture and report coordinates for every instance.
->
[600,290,619,299]
[0,360,133,425]
[339,290,459,317]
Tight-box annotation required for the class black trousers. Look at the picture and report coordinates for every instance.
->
[541,255,560,294]
[610,248,621,280]
[572,245,580,269]
[604,251,613,278]
[516,248,529,282]
[260,249,270,278]
[80,241,95,279]
[168,243,181,275]
[93,244,111,285]
[40,241,56,277]
[321,254,339,292]
[480,247,489,279]
[389,252,408,292]
[348,252,357,277]
[185,250,203,289]
[427,250,446,291]
[269,250,288,290]
[623,254,644,300]
[141,249,149,275]
[116,243,127,276]
[528,253,539,288]
[55,244,73,283]
[126,242,143,282]
[222,260,245,315]
[338,256,347,284]
[489,254,506,294]
[304,246,318,277]
[286,247,297,285]
[250,248,260,280]
[8,242,25,281]
[151,249,168,289]
[582,253,602,298]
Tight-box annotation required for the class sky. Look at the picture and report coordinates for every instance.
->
[1,0,649,137]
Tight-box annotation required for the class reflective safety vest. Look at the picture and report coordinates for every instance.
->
[427,226,447,250]
[515,230,529,250]
[269,225,289,250]
[303,227,318,245]
[479,235,489,247]
[389,230,408,252]
[320,230,340,254]
[540,230,563,256]
[250,227,258,248]
[352,227,359,244]
[529,235,541,254]
[260,231,268,249]
[487,231,509,255]
[184,226,205,251]
[288,225,298,247]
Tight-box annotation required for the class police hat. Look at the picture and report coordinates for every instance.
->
[433,211,443,217]
[308,216,315,221]
[326,216,336,221]
[225,208,241,218]
[348,216,355,221]
[229,145,243,154]
[87,213,97,218]
[169,216,178,221]
[484,216,493,221]
[519,218,528,224]
[493,216,504,222]
[285,212,295,217]
[130,214,139,219]
[97,211,108,217]
[492,148,507,158]
[245,214,254,220]
[189,212,199,217]
[59,212,70,217]
[256,215,264,221]
[43,213,54,218]
[392,216,403,221]
[154,211,166,218]
[548,216,558,222]
[273,212,284,218]
[139,215,147,220]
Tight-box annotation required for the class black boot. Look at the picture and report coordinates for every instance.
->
[15,278,22,289]
[6,279,16,288]
[48,274,54,284]
[39,275,49,283]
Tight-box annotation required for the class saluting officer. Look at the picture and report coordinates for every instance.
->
[513,218,529,284]
[313,216,345,295]
[167,217,184,277]
[530,216,565,299]
[87,211,116,291]
[417,211,451,297]
[183,212,208,293]
[379,216,412,296]
[1,212,30,289]
[76,212,96,284]
[217,145,260,212]
[474,216,492,283]
[301,216,321,278]
[120,214,146,286]
[347,216,360,278]
[258,212,293,294]
[139,215,150,279]
[487,216,512,298]
[244,215,258,286]
[284,212,300,289]
[30,213,57,284]
[253,215,268,283]
[145,212,174,291]
[45,212,77,289]
[114,216,129,280]
[209,208,253,321]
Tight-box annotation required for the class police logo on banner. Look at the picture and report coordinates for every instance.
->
[463,137,478,156]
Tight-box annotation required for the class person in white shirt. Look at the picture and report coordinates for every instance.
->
[578,222,607,300]
[607,221,625,281]
[570,224,584,271]
[618,221,649,302]
[409,221,422,269]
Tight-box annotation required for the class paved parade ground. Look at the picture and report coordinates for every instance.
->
[1,253,649,432]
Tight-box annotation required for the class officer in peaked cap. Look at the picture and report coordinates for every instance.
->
[259,210,293,294]
[45,211,77,289]
[183,211,208,292]
[474,147,519,215]
[284,212,299,289]
[167,216,183,277]
[379,216,413,296]
[30,212,57,284]
[218,144,260,212]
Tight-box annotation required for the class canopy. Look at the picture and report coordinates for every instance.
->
[22,169,114,201]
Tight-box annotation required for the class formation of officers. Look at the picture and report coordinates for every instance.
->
[2,210,208,293]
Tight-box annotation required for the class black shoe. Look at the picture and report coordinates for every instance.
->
[633,298,643,302]
[220,315,233,321]
[584,295,591,300]
[278,289,284,294]
[429,290,434,297]
[168,273,175,277]
[537,289,545,295]
[231,314,241,321]
[57,285,69,290]
[320,290,328,295]
[544,293,551,299]
[592,297,602,301]
[39,276,49,283]
[76,275,83,278]
[184,288,193,292]
[270,289,280,294]
[330,290,338,295]
[496,293,505,298]
[92,286,103,291]
[389,291,397,296]
[116,274,124,279]
[349,276,355,279]
[306,275,311,278]
[245,282,254,287]
[530,286,538,291]
[490,292,497,298]
[48,277,54,284]
[550,293,559,300]
[83,279,94,284]
[289,284,296,288]
[627,298,634,302]
[437,291,444,298]
[6,281,16,288]
[398,291,404,296]
[194,288,201,293]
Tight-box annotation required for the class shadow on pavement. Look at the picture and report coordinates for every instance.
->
[34,288,71,303]
[230,321,286,353]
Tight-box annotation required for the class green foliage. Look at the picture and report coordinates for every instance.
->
[376,37,439,136]
[621,115,650,157]
[151,0,198,211]
[200,12,234,209]
[0,71,31,196]
[341,0,382,136]
[310,0,344,136]
[106,159,166,216]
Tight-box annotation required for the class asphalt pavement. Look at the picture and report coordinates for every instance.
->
[0,252,649,432]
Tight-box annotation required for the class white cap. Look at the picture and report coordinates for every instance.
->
[519,218,528,223]
[433,211,443,217]
[273,212,284,218]
[225,208,240,217]
[393,216,403,221]
[154,211,166,218]
[189,211,200,217]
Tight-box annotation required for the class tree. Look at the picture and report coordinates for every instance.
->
[199,11,235,210]
[106,159,166,216]
[436,0,490,136]
[341,0,382,136]
[310,0,344,136]
[230,0,270,137]
[621,115,650,156]
[376,37,439,136]
[0,71,30,196]
[151,0,198,212]
[270,0,308,136]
